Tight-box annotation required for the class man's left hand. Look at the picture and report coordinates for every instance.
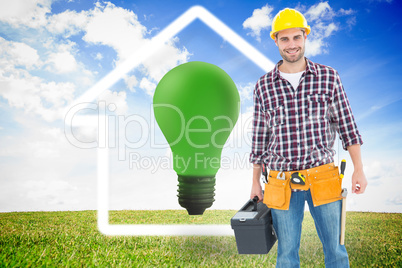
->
[351,168,367,194]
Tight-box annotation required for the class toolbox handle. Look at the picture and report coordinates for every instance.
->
[252,196,259,211]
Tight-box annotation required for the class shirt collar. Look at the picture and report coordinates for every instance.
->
[305,58,317,76]
[272,57,317,80]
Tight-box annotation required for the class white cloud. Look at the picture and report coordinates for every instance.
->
[346,17,357,28]
[25,179,81,206]
[304,2,340,57]
[305,21,338,56]
[139,77,157,97]
[339,8,355,15]
[0,37,41,69]
[98,89,128,115]
[82,2,148,63]
[242,4,274,42]
[324,23,338,37]
[94,52,103,60]
[303,2,358,57]
[142,38,190,82]
[0,121,97,212]
[80,2,190,90]
[47,9,89,37]
[305,1,335,22]
[0,36,87,121]
[305,39,324,57]
[44,40,94,77]
[236,82,254,102]
[0,0,51,28]
[0,74,76,121]
[9,42,41,69]
[47,51,79,73]
[337,8,357,30]
[125,75,138,92]
[25,179,77,198]
[41,81,75,108]
[387,195,402,206]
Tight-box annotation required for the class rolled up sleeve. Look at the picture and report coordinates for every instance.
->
[249,83,270,164]
[331,71,363,150]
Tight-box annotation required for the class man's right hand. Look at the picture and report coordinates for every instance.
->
[251,163,264,202]
[250,181,263,202]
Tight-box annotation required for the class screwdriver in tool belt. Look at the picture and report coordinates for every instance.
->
[262,162,268,183]
[340,159,346,179]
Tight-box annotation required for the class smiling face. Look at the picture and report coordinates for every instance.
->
[275,28,306,64]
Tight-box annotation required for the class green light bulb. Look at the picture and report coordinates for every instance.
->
[153,61,240,215]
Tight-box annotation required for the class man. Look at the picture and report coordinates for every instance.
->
[249,8,367,268]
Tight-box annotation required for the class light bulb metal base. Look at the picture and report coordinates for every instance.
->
[177,176,216,215]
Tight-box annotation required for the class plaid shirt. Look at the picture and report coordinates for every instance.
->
[250,58,363,171]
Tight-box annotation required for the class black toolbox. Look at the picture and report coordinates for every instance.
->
[231,197,277,254]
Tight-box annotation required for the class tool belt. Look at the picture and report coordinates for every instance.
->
[263,163,342,210]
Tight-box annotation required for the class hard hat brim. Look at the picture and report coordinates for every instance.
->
[270,26,311,40]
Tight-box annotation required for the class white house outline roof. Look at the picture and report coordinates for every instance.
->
[66,5,274,111]
[67,5,275,236]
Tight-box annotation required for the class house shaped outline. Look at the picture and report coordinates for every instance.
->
[67,5,275,236]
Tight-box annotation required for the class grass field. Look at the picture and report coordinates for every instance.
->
[1,210,401,267]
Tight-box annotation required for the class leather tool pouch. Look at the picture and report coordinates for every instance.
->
[263,175,291,210]
[310,167,342,207]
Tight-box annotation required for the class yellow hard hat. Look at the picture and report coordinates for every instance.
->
[270,8,311,40]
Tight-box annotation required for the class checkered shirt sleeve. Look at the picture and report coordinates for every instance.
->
[249,81,269,164]
[330,71,363,150]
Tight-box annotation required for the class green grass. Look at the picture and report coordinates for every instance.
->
[0,210,401,267]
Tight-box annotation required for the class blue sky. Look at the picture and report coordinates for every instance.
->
[0,0,401,213]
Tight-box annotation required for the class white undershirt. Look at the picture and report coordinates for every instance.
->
[280,71,304,90]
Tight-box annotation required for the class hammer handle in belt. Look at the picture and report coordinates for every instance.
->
[340,161,347,245]
[340,197,347,245]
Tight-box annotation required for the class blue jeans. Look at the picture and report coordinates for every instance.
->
[271,190,349,268]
